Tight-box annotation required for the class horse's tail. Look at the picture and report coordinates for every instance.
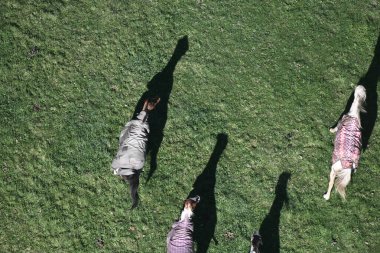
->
[125,173,140,209]
[335,169,351,199]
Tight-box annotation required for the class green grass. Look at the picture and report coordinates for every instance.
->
[1,1,379,252]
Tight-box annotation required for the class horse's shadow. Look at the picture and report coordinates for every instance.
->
[331,34,380,151]
[187,133,228,253]
[259,172,291,253]
[132,36,189,182]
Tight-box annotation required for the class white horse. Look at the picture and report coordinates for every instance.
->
[324,85,366,200]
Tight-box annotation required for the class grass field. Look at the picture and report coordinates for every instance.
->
[1,1,379,252]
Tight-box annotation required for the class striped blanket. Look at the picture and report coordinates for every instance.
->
[167,219,194,253]
[332,115,362,169]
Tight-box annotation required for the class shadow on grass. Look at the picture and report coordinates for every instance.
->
[187,133,228,253]
[259,172,291,253]
[132,36,189,182]
[331,34,380,151]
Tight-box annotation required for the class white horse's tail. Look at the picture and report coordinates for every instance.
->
[335,169,352,199]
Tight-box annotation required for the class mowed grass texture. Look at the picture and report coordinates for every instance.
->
[1,1,379,252]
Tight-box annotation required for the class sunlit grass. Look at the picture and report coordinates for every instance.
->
[1,1,379,252]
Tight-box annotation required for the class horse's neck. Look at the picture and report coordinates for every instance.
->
[180,208,193,221]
